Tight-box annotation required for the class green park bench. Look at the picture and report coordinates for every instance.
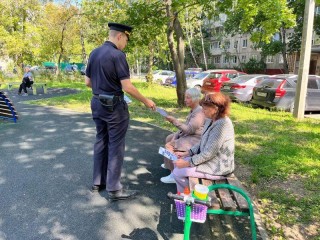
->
[7,82,47,95]
[188,174,259,239]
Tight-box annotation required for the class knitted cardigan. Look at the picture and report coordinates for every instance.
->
[189,117,235,176]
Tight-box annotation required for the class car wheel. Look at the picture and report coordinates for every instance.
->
[251,104,259,109]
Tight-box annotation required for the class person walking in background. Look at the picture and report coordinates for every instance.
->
[85,22,156,201]
[18,66,33,96]
[172,93,235,193]
[160,88,205,184]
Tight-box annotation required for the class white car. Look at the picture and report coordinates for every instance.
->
[152,70,174,84]
[186,71,213,89]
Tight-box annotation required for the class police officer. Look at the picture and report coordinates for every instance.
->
[85,22,156,201]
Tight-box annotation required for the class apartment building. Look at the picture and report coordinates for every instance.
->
[206,13,320,75]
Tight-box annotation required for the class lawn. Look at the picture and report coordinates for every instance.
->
[6,78,320,239]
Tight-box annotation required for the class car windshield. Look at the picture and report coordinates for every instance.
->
[209,73,222,78]
[193,72,209,79]
[292,77,320,89]
[230,75,258,83]
[257,78,285,88]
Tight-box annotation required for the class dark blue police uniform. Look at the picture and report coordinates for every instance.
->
[86,41,130,192]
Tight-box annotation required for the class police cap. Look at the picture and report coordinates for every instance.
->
[108,22,133,39]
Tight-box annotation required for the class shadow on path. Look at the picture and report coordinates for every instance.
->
[0,89,261,239]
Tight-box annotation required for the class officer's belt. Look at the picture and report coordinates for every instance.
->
[93,94,124,102]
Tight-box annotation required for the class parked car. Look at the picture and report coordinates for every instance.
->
[201,69,247,93]
[221,74,269,102]
[186,69,246,91]
[164,69,202,87]
[152,70,174,84]
[251,74,320,112]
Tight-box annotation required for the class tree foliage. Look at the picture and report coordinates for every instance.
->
[0,0,318,102]
[0,0,42,66]
[288,0,320,53]
[223,0,296,43]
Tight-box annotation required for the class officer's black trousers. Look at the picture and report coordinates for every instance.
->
[91,97,129,191]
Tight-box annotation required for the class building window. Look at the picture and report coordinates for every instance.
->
[214,27,223,34]
[242,39,247,48]
[316,6,320,15]
[207,58,212,64]
[266,55,274,63]
[241,55,247,62]
[223,56,229,63]
[213,41,220,49]
[234,41,238,49]
[232,56,237,63]
[224,41,230,49]
[213,56,221,63]
[279,55,284,64]
[273,33,280,41]
[251,54,257,60]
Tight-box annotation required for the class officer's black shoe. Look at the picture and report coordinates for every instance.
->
[91,184,106,192]
[108,189,138,201]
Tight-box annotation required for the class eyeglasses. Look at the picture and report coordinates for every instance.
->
[202,94,219,107]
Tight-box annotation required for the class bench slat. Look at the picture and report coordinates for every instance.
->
[227,177,249,212]
[201,179,221,209]
[215,179,237,211]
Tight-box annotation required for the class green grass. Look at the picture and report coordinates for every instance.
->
[8,78,320,238]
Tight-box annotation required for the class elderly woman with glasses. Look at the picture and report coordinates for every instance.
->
[160,87,206,184]
[172,92,235,193]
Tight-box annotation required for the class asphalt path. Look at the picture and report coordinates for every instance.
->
[0,88,264,240]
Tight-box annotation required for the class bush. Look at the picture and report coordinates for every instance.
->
[243,58,266,74]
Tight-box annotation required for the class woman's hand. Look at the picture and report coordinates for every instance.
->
[174,150,189,158]
[174,158,191,169]
[165,115,176,124]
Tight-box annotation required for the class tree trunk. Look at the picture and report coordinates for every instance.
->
[280,26,289,74]
[146,42,154,83]
[186,29,199,68]
[80,28,87,64]
[185,11,198,68]
[165,0,186,107]
[199,25,207,70]
[57,23,67,75]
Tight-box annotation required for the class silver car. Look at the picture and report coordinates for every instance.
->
[251,75,320,112]
[221,74,268,102]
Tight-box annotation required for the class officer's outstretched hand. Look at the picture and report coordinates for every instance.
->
[144,99,156,111]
